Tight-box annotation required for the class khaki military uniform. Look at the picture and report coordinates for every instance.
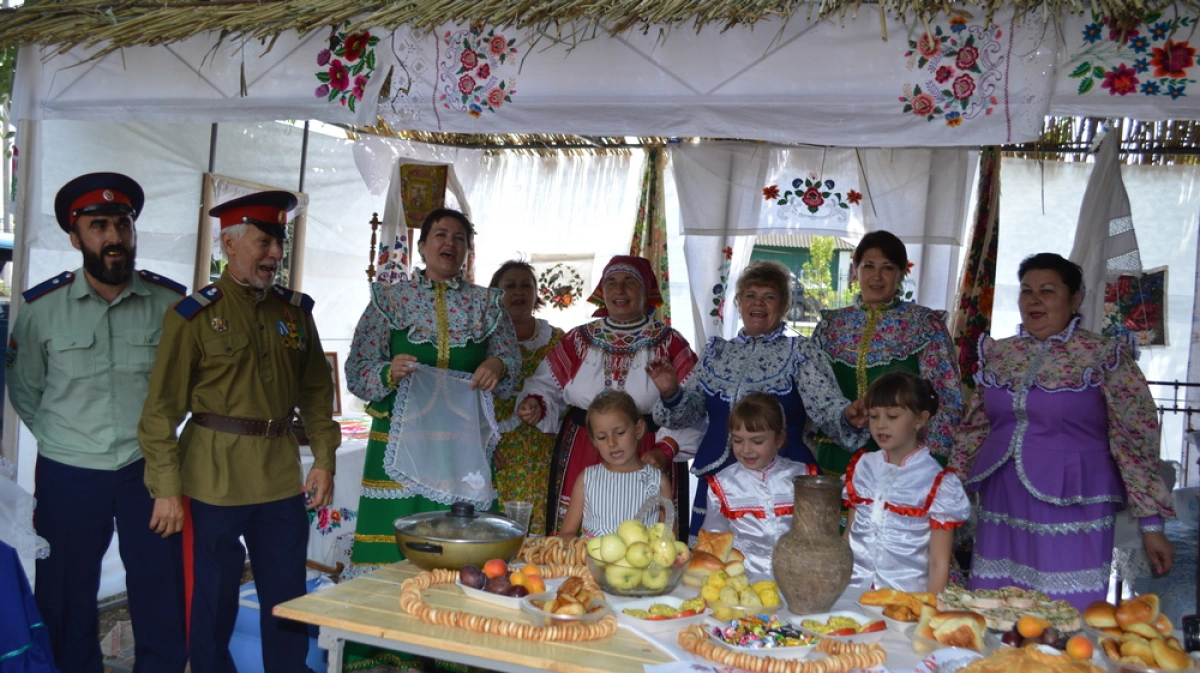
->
[138,270,340,506]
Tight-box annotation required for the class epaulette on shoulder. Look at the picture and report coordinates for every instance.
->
[138,270,186,296]
[272,285,315,312]
[174,285,223,320]
[22,271,74,303]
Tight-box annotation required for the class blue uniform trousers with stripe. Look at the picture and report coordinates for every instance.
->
[33,456,186,673]
[187,495,308,673]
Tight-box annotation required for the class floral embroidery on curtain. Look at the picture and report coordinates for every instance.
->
[629,147,672,325]
[315,22,379,112]
[438,26,518,118]
[951,146,1001,387]
[763,175,861,221]
[901,19,1005,126]
[1069,12,1198,98]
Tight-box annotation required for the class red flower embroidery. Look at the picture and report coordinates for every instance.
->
[1151,40,1195,78]
[955,44,979,70]
[952,73,976,100]
[486,88,505,108]
[476,63,490,79]
[344,32,371,62]
[1105,280,1119,303]
[489,35,508,55]
[1125,302,1159,330]
[916,33,940,58]
[1101,64,1139,96]
[328,60,349,91]
[722,246,733,260]
[847,190,863,205]
[458,75,476,96]
[801,186,825,208]
[935,65,954,83]
[911,93,936,116]
[352,74,368,101]
[461,50,479,70]
[763,185,780,200]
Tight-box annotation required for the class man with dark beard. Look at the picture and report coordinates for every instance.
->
[6,173,188,673]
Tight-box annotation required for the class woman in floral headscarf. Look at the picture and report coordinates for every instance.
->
[810,230,963,474]
[517,255,703,536]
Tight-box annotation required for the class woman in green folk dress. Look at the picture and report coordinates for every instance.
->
[342,208,520,671]
[810,230,962,474]
[488,260,564,536]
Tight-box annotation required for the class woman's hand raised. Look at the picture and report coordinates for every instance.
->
[645,357,680,399]
[843,399,868,429]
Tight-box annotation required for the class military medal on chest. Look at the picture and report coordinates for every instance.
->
[210,316,229,332]
[277,307,307,350]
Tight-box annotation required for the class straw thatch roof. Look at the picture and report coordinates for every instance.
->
[0,0,1194,54]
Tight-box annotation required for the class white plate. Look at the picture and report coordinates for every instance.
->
[454,575,565,611]
[857,601,920,632]
[793,610,888,644]
[906,624,1002,656]
[614,596,709,634]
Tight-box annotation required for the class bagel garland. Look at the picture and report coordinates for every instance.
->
[399,564,618,642]
[677,624,888,673]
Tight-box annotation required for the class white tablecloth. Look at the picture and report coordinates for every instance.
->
[300,438,367,576]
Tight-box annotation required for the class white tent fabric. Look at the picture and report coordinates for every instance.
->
[1069,132,1143,333]
[13,30,386,125]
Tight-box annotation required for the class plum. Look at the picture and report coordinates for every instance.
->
[459,564,486,590]
[1001,630,1023,647]
[1041,627,1061,645]
[506,585,530,598]
[484,575,512,595]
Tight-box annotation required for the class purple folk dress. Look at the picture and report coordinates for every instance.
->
[950,318,1175,610]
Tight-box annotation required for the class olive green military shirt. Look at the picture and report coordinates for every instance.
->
[6,269,184,471]
[138,271,340,506]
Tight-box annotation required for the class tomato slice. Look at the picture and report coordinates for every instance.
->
[643,615,670,621]
[828,628,859,637]
[674,609,700,618]
[859,620,887,633]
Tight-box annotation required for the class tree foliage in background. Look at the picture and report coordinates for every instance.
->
[1,42,15,158]
[800,235,836,309]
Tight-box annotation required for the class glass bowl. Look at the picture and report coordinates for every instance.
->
[520,590,612,627]
[585,555,687,597]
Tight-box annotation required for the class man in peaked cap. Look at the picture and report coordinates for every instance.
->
[138,190,339,673]
[6,172,188,673]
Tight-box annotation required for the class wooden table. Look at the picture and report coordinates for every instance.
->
[273,562,676,673]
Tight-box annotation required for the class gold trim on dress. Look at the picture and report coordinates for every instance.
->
[366,406,391,420]
[368,431,391,443]
[361,477,404,489]
[434,283,450,369]
[354,533,399,543]
[855,305,882,398]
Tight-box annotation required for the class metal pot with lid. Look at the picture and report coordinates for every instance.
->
[393,502,526,570]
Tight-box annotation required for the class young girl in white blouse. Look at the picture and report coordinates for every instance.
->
[559,390,672,539]
[844,372,970,593]
[702,393,818,577]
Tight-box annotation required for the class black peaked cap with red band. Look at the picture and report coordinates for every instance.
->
[54,172,144,233]
[208,191,297,240]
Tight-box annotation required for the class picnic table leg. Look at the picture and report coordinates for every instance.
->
[318,627,346,673]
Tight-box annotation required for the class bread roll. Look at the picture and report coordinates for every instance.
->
[695,530,734,561]
[1119,638,1156,667]
[1151,637,1193,671]
[929,611,987,651]
[1123,622,1160,639]
[726,547,744,563]
[1084,600,1118,628]
[1153,613,1174,635]
[682,550,724,587]
[1115,595,1159,628]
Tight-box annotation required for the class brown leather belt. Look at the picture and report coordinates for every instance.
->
[191,412,294,439]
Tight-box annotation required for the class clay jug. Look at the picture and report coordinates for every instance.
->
[772,474,852,614]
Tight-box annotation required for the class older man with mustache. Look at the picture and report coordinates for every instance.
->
[138,190,339,673]
[6,172,189,673]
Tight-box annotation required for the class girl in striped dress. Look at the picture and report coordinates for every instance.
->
[559,390,672,539]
